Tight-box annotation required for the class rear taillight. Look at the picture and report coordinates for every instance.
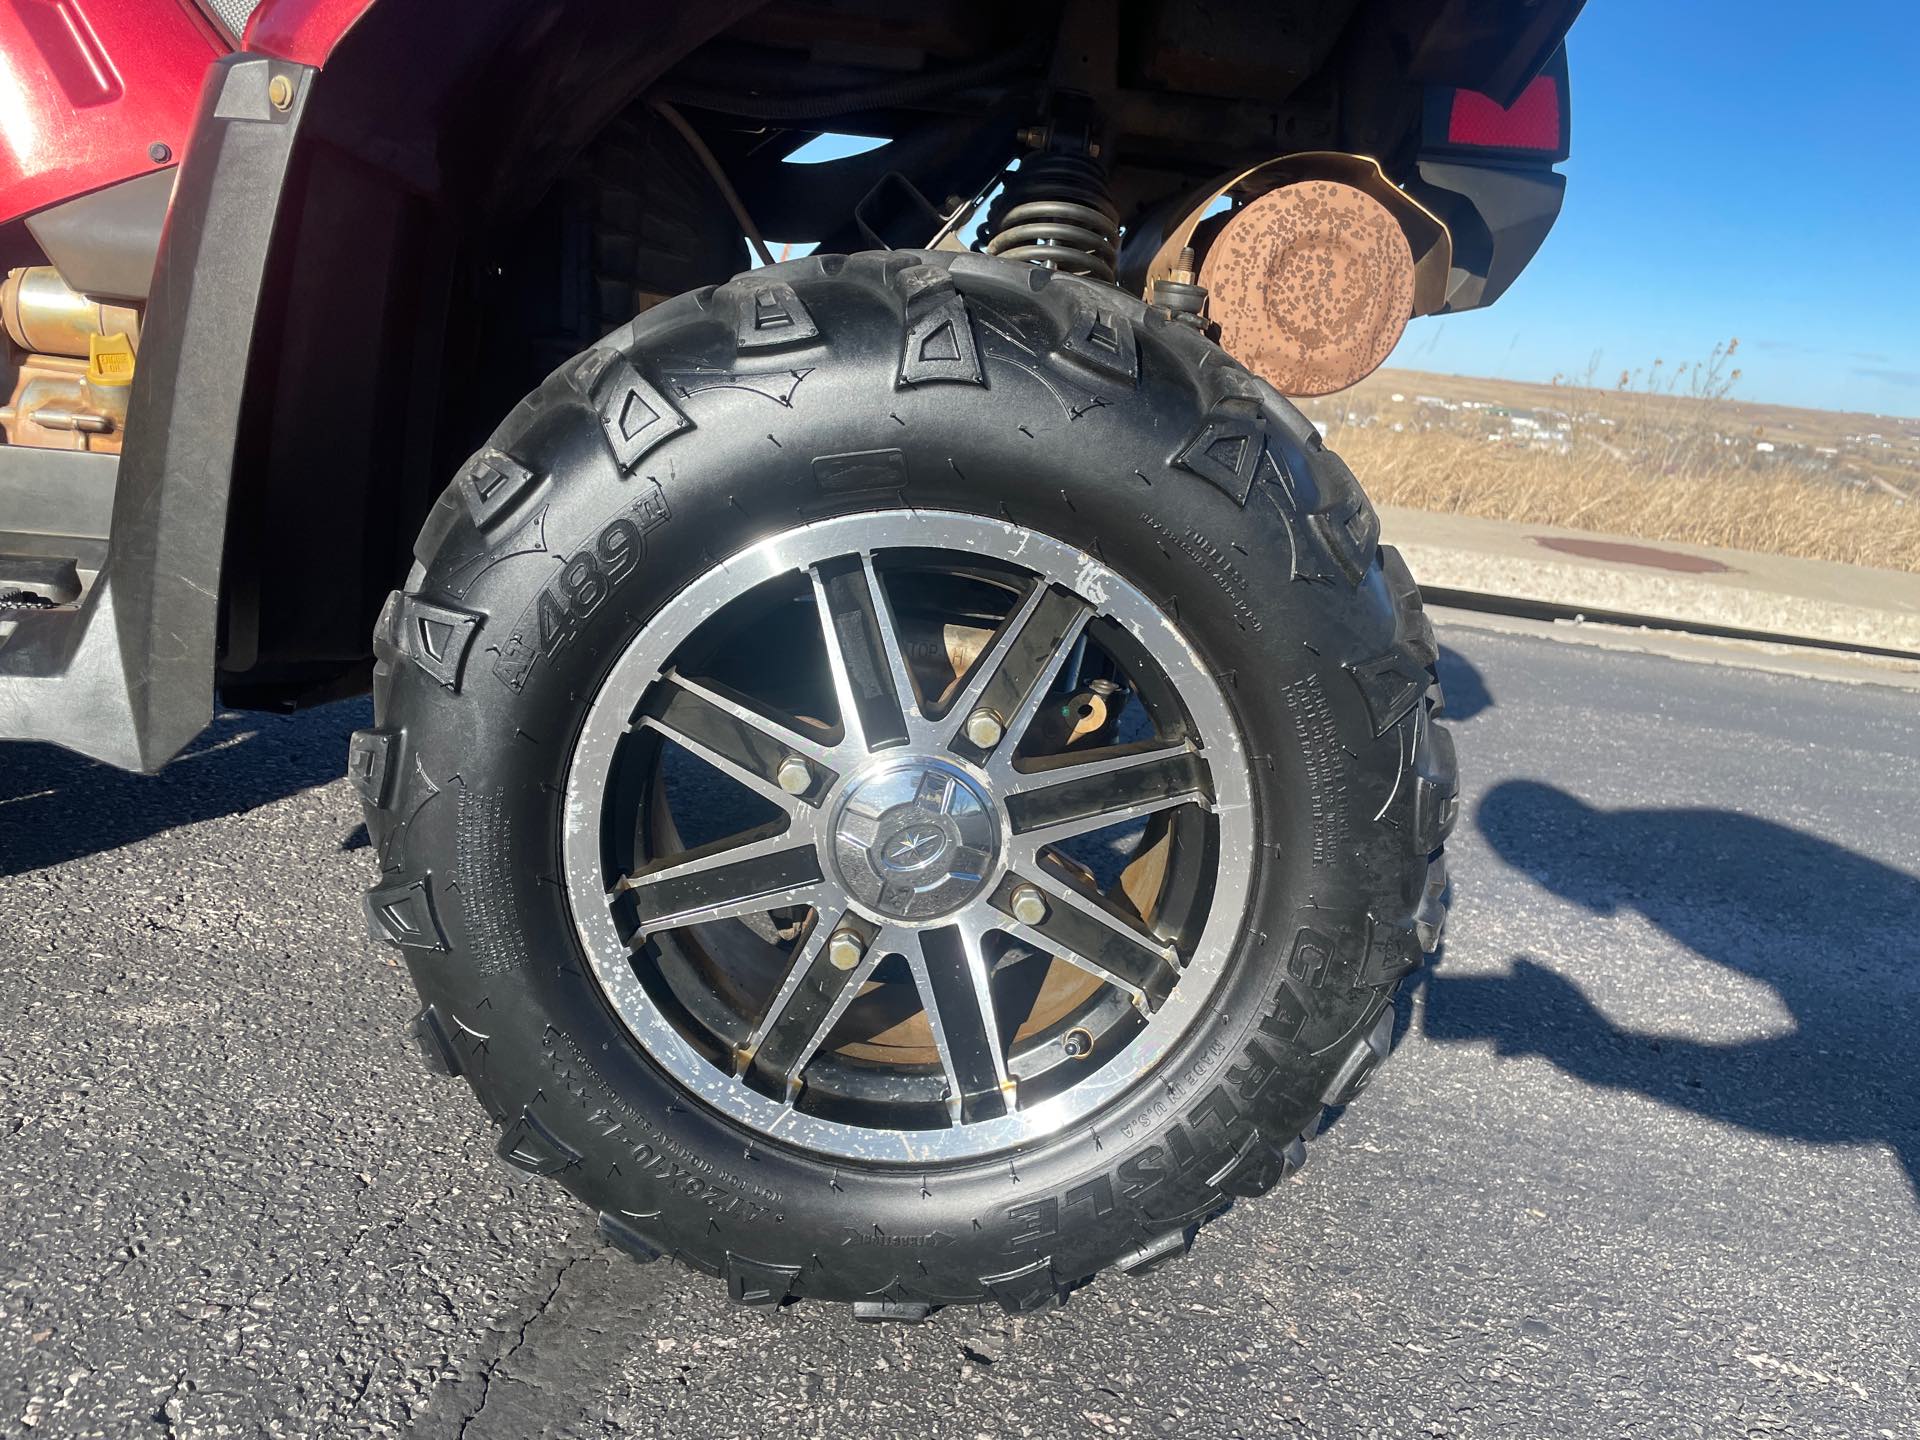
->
[1424,48,1571,164]
[1448,75,1562,152]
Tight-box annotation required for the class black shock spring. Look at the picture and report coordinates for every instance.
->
[983,149,1121,284]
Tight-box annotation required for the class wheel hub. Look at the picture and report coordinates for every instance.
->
[831,758,999,921]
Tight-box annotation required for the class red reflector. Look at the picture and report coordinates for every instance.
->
[1448,75,1561,151]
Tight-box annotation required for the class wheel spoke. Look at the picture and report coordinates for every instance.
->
[1005,743,1210,848]
[1010,860,1180,974]
[937,578,1047,723]
[810,557,914,755]
[862,554,924,730]
[991,874,1180,1010]
[903,922,1014,1123]
[618,829,824,934]
[946,586,1092,764]
[740,909,879,1098]
[636,672,837,808]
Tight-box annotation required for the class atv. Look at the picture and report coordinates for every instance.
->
[0,0,1574,1315]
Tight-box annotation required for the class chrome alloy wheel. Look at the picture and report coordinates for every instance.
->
[564,510,1254,1162]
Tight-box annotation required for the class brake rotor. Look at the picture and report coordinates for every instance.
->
[1201,180,1415,397]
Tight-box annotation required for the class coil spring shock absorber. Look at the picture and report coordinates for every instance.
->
[983,146,1121,284]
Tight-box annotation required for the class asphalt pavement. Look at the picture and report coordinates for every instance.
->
[1,623,1915,1439]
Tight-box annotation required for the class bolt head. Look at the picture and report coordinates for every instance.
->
[268,74,295,110]
[776,756,811,795]
[964,708,1005,750]
[828,929,864,971]
[1009,884,1048,927]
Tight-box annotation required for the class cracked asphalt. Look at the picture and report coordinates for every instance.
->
[1,622,1916,1438]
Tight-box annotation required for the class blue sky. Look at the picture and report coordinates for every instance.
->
[1392,0,1920,417]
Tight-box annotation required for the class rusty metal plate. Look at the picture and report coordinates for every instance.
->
[1201,181,1415,397]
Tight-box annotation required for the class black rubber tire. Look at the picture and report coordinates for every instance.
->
[353,250,1457,1317]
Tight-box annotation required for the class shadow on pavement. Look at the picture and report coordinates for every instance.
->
[1436,645,1493,722]
[0,700,368,876]
[1422,779,1920,1198]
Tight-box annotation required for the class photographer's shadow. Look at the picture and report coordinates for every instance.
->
[1436,644,1493,722]
[1424,779,1920,1197]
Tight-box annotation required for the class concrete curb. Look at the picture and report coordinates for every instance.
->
[1379,506,1920,658]
[1429,605,1920,693]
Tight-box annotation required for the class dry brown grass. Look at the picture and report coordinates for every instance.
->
[1305,356,1920,573]
[1335,427,1920,572]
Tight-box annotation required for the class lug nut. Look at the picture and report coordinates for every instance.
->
[1009,884,1048,926]
[827,929,864,971]
[965,708,1005,750]
[776,756,811,795]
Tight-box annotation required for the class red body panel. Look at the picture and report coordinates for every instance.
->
[0,0,225,225]
[242,0,375,66]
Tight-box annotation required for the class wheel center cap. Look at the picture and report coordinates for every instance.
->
[830,758,999,921]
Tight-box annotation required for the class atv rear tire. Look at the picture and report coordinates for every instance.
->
[354,250,1455,1316]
